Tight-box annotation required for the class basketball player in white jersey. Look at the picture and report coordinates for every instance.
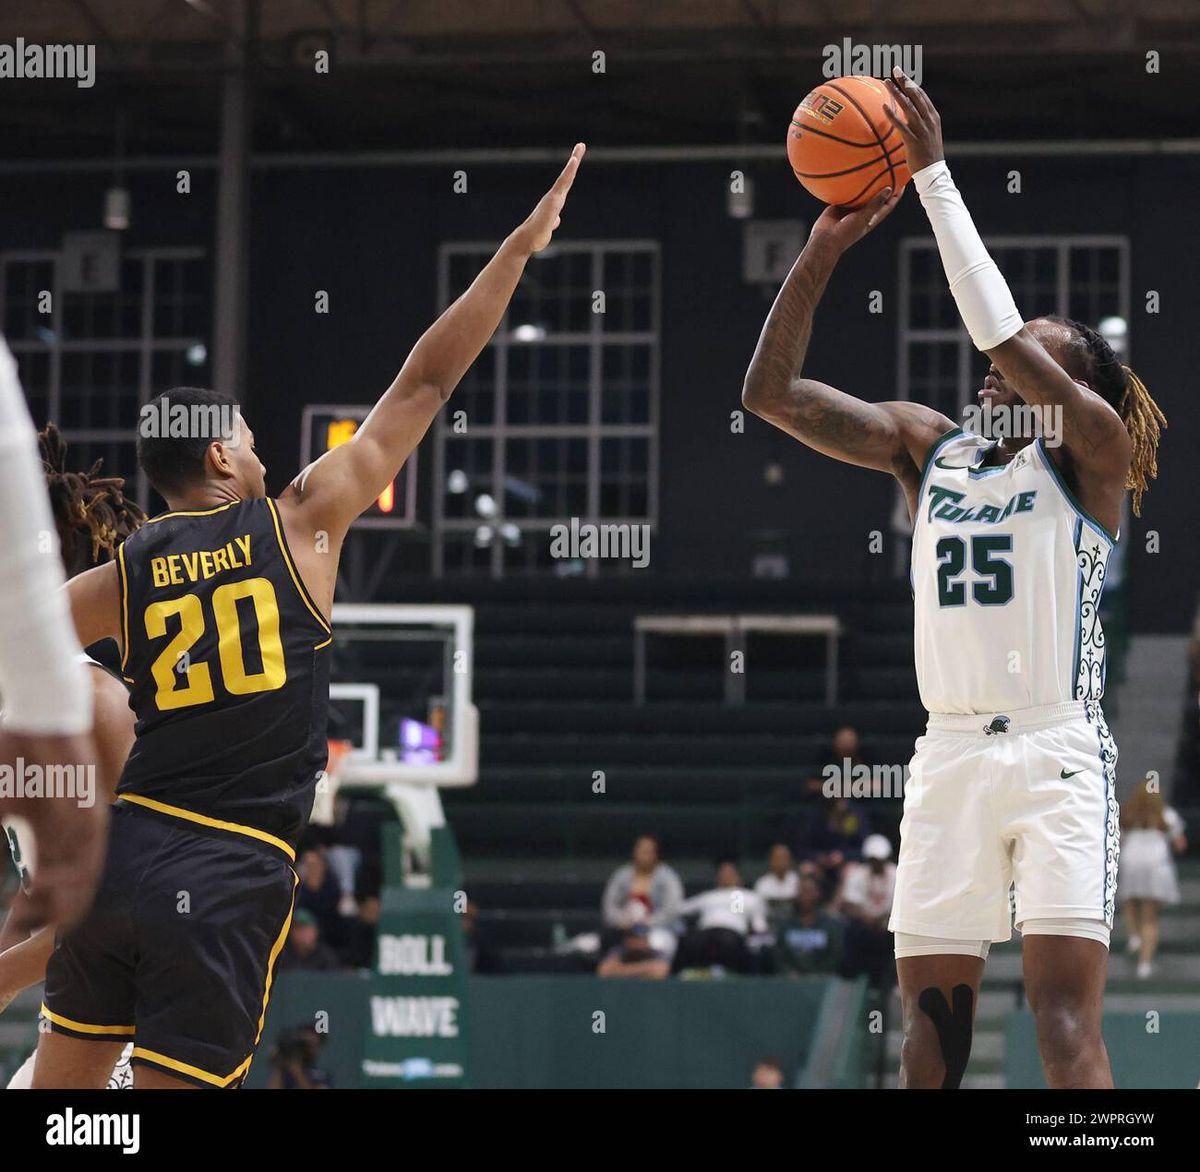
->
[1,424,143,1089]
[0,340,108,935]
[743,71,1164,1088]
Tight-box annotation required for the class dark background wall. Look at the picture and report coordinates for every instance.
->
[1,151,1195,629]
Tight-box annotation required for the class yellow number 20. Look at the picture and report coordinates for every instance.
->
[145,577,287,711]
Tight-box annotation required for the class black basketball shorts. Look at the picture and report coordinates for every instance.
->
[42,798,298,1088]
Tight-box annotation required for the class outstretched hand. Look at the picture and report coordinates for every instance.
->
[884,67,944,175]
[512,143,586,254]
[809,185,903,254]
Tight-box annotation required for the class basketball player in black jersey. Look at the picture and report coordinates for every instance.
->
[33,144,584,1089]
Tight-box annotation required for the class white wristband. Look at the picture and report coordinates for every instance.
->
[912,160,1024,352]
[0,340,91,735]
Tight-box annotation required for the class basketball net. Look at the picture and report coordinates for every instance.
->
[311,738,354,826]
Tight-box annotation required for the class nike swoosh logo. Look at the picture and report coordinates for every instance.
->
[1060,768,1084,779]
[934,457,971,470]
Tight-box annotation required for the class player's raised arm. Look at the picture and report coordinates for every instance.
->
[282,144,585,536]
[742,193,954,477]
[884,69,1132,486]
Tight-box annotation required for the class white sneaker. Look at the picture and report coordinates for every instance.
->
[1136,960,1153,980]
[1126,935,1141,954]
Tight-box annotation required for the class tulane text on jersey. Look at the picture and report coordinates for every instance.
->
[925,486,1037,525]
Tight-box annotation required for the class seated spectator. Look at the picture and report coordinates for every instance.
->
[775,873,845,976]
[596,924,671,979]
[601,834,684,958]
[325,843,363,918]
[339,889,380,970]
[296,846,345,950]
[795,858,830,902]
[674,860,768,975]
[279,909,339,972]
[799,796,871,893]
[812,797,871,856]
[835,834,896,987]
[805,724,872,796]
[754,843,799,926]
[831,724,867,763]
[751,1057,786,1089]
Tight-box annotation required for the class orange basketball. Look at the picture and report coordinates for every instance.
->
[787,75,910,208]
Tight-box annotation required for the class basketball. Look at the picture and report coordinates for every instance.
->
[787,75,911,208]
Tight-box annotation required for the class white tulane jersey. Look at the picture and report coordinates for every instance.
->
[912,428,1115,715]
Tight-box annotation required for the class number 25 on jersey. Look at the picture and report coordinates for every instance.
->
[935,534,1015,607]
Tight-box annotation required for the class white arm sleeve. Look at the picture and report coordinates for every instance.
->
[0,338,90,734]
[912,160,1024,352]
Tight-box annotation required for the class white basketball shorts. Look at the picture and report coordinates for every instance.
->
[889,700,1119,944]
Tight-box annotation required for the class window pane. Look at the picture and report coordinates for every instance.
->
[12,349,52,424]
[61,350,140,430]
[60,436,137,487]
[601,345,652,425]
[506,345,589,426]
[442,438,494,520]
[439,244,658,576]
[441,531,494,577]
[4,260,54,341]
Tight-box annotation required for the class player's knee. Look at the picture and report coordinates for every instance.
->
[1030,996,1097,1062]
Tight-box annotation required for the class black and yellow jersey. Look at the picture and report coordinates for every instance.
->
[114,498,331,854]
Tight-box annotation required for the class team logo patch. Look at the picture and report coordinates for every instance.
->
[983,715,1011,735]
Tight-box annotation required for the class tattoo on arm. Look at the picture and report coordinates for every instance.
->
[747,243,832,410]
[743,240,905,470]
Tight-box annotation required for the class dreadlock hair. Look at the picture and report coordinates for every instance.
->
[1043,315,1166,516]
[38,423,146,579]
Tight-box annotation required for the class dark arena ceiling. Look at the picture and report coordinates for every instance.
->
[0,0,1197,160]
